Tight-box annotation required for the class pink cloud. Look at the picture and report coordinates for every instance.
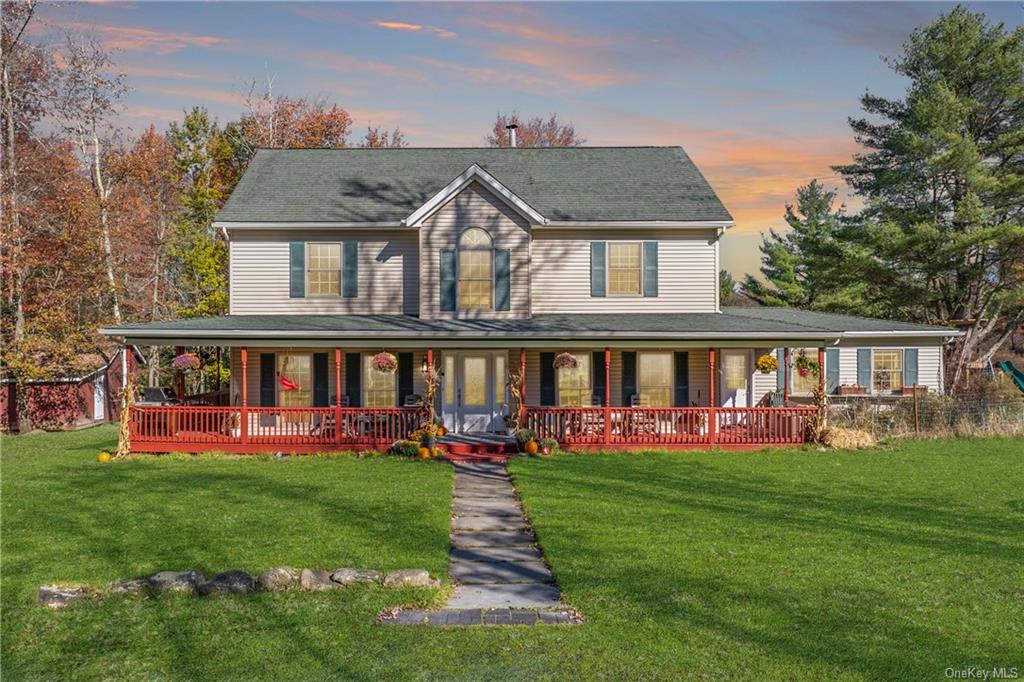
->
[47,20,232,55]
[136,84,247,108]
[375,20,456,39]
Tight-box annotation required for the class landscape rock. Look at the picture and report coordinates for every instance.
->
[300,568,340,591]
[198,570,255,597]
[38,585,90,608]
[147,569,204,594]
[107,578,149,595]
[257,567,299,592]
[383,569,440,588]
[331,568,381,585]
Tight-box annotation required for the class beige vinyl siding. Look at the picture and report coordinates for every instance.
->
[750,348,778,405]
[836,343,944,394]
[531,229,719,313]
[419,182,530,319]
[228,229,419,315]
[229,348,426,406]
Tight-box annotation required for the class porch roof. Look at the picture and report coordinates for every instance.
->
[101,308,955,347]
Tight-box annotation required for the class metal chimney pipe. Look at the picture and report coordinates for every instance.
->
[506,123,518,148]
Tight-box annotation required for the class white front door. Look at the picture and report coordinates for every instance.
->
[93,374,106,420]
[720,350,751,408]
[442,351,506,433]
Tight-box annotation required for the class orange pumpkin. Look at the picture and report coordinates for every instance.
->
[436,426,447,437]
[524,440,539,455]
[432,448,443,458]
[97,451,112,463]
[418,447,432,459]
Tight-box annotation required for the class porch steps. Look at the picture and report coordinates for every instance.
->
[439,433,519,461]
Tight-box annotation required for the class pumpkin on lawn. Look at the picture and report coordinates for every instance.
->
[418,447,432,459]
[97,451,112,463]
[524,440,539,455]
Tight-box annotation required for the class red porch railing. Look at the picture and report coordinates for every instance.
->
[524,406,815,447]
[129,405,421,453]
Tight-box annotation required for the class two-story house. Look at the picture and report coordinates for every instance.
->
[103,147,956,454]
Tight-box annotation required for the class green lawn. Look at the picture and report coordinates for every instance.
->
[2,428,1021,680]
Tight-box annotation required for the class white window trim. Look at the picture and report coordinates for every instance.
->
[788,347,824,396]
[306,241,342,298]
[637,351,675,407]
[457,228,495,311]
[606,241,645,298]
[870,347,905,395]
[277,352,313,406]
[362,353,399,407]
[556,354,593,407]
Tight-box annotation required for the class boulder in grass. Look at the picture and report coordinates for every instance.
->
[148,569,204,594]
[107,578,150,596]
[331,568,382,586]
[383,569,440,588]
[198,571,255,597]
[38,585,90,608]
[299,568,339,591]
[257,567,299,592]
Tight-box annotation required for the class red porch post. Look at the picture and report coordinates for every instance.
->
[335,348,343,446]
[240,347,248,445]
[817,347,826,394]
[604,348,611,445]
[174,345,185,400]
[519,348,527,424]
[708,349,717,445]
[783,347,790,402]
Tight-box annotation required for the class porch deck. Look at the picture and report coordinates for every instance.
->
[127,404,816,454]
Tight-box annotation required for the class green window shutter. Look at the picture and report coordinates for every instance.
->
[590,242,606,297]
[857,348,872,393]
[776,349,786,391]
[621,352,637,405]
[259,353,276,407]
[397,352,414,405]
[643,241,659,297]
[674,351,689,406]
[312,353,329,407]
[494,249,511,311]
[591,351,606,406]
[539,352,556,406]
[826,347,840,394]
[342,241,358,298]
[440,249,456,312]
[289,242,305,298]
[903,348,918,387]
[345,353,361,407]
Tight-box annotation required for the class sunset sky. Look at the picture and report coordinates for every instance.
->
[30,1,1024,277]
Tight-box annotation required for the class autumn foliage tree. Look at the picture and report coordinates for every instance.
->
[486,112,585,147]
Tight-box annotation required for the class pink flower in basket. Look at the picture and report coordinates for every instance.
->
[172,353,200,371]
[371,352,398,373]
[552,352,579,370]
[798,366,809,377]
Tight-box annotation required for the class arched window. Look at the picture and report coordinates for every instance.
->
[458,228,493,309]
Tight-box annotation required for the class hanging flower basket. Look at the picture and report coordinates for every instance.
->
[755,353,778,375]
[552,352,579,370]
[371,352,398,374]
[172,353,201,371]
[793,350,819,378]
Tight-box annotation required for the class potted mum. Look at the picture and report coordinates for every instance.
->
[755,353,778,375]
[371,352,398,374]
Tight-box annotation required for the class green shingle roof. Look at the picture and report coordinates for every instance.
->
[216,147,733,224]
[102,309,955,341]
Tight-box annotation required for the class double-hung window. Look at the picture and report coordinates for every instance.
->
[638,352,673,406]
[363,354,397,407]
[872,350,903,394]
[608,242,642,296]
[557,354,591,407]
[308,243,340,296]
[458,228,493,309]
[278,353,312,407]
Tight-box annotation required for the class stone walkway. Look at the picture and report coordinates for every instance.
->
[384,461,578,626]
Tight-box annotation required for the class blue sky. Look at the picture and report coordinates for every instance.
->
[32,1,1024,276]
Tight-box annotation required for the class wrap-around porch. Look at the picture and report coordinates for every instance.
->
[128,345,822,453]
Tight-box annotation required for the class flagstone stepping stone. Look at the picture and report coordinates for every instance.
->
[38,585,90,608]
[331,568,381,585]
[300,568,340,591]
[451,530,536,548]
[382,608,579,626]
[452,515,529,531]
[446,583,562,609]
[257,567,299,592]
[452,499,523,516]
[199,570,255,596]
[449,546,545,563]
[148,569,204,594]
[383,569,440,588]
[450,561,553,584]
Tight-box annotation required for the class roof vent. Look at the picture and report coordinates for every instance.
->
[505,123,518,148]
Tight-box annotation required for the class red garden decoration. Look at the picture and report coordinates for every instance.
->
[371,352,398,374]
